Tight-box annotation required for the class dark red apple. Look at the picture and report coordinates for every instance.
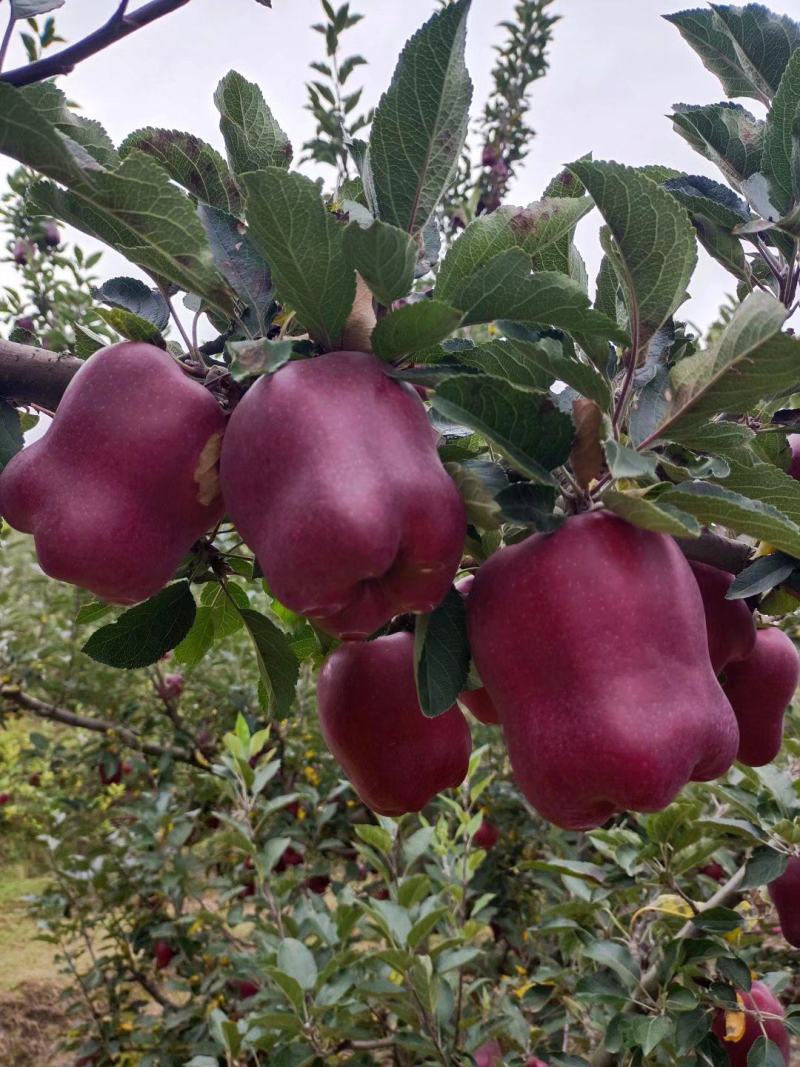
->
[474,819,500,851]
[153,940,176,970]
[711,981,790,1065]
[768,856,800,948]
[688,561,756,672]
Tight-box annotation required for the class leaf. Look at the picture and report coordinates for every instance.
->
[691,906,742,934]
[82,582,196,669]
[20,82,119,170]
[763,49,800,214]
[369,0,472,234]
[341,219,416,306]
[604,441,659,480]
[173,606,215,667]
[664,8,768,102]
[435,197,594,304]
[571,399,604,489]
[431,375,573,484]
[413,587,470,718]
[119,128,242,215]
[214,71,292,175]
[241,168,354,349]
[728,552,796,599]
[525,857,605,883]
[0,401,24,471]
[75,600,114,626]
[661,481,800,557]
[627,1015,673,1057]
[30,153,233,318]
[456,248,627,340]
[494,483,561,530]
[197,203,273,333]
[94,307,164,346]
[238,608,299,719]
[741,846,789,889]
[663,174,752,230]
[746,1037,788,1067]
[671,103,764,187]
[276,938,317,991]
[583,942,640,989]
[602,489,702,538]
[719,458,800,529]
[10,0,63,15]
[92,277,170,331]
[568,159,697,349]
[662,291,790,434]
[371,300,461,360]
[711,3,800,100]
[227,339,293,381]
[0,83,97,190]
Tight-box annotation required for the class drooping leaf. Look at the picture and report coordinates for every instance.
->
[431,374,573,484]
[762,49,800,214]
[727,552,796,599]
[120,128,242,215]
[0,82,97,190]
[197,203,273,333]
[342,219,417,306]
[671,102,764,187]
[371,300,461,360]
[664,8,769,102]
[414,587,470,718]
[568,159,697,349]
[94,307,165,346]
[82,582,197,669]
[663,174,752,230]
[214,71,292,175]
[238,608,299,719]
[368,0,473,235]
[241,168,354,349]
[716,458,800,528]
[92,277,170,331]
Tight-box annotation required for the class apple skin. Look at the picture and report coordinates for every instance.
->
[474,819,500,851]
[688,561,756,673]
[153,940,176,970]
[711,981,790,1066]
[474,1041,503,1067]
[228,978,259,1000]
[722,627,799,767]
[467,512,739,830]
[317,632,471,816]
[0,341,225,604]
[768,856,800,948]
[219,351,465,639]
[276,846,304,872]
[456,575,501,725]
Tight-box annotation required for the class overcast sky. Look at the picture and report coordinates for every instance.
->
[1,0,798,334]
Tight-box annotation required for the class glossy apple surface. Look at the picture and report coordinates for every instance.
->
[688,561,756,672]
[711,981,790,1065]
[768,855,800,948]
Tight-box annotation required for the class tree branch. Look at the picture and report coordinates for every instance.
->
[0,339,81,408]
[0,0,193,88]
[590,863,747,1067]
[0,684,205,768]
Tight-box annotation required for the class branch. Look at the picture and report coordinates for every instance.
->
[0,0,193,88]
[0,684,205,768]
[590,863,747,1067]
[0,339,81,408]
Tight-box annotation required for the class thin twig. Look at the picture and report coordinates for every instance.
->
[0,4,15,73]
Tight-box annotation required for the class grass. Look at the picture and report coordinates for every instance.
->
[0,864,58,992]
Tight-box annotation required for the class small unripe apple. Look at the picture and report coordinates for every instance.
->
[768,856,800,948]
[711,980,790,1065]
[158,672,185,701]
[153,940,176,970]
[473,818,500,851]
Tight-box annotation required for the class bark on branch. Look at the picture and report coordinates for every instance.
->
[0,0,193,88]
[0,340,81,408]
[0,684,206,769]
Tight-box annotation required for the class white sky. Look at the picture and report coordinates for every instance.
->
[1,0,798,335]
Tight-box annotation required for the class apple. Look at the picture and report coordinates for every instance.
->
[699,862,725,882]
[467,512,739,830]
[474,818,500,851]
[768,856,800,948]
[688,561,756,672]
[276,846,304,872]
[721,627,799,767]
[0,792,11,805]
[219,351,465,639]
[474,1040,503,1067]
[0,341,226,604]
[317,632,471,816]
[153,940,176,970]
[158,672,185,701]
[456,575,500,725]
[305,874,331,895]
[227,977,259,1000]
[711,980,790,1065]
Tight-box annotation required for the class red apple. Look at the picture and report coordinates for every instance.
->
[474,1040,503,1067]
[711,981,790,1065]
[456,575,500,725]
[228,977,259,1000]
[474,819,500,851]
[276,846,304,872]
[153,940,176,970]
[768,856,800,948]
[688,561,756,672]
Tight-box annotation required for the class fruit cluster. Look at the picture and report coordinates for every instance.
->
[2,341,798,837]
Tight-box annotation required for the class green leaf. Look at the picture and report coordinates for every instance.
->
[671,103,764,187]
[435,197,594,305]
[227,339,293,381]
[660,420,755,459]
[727,552,796,599]
[276,938,317,991]
[583,942,640,989]
[711,4,800,100]
[741,846,789,889]
[662,292,790,433]
[431,374,573,484]
[691,906,742,934]
[197,203,273,334]
[0,82,97,189]
[341,219,416,306]
[371,299,461,360]
[82,582,196,669]
[369,0,472,234]
[413,587,470,718]
[214,71,292,176]
[238,608,299,719]
[75,599,114,626]
[664,8,768,102]
[602,489,702,537]
[763,49,800,214]
[173,606,215,667]
[30,153,233,318]
[241,168,355,349]
[455,248,627,340]
[524,858,605,883]
[568,159,697,349]
[94,307,164,345]
[746,1037,788,1067]
[20,82,118,169]
[119,128,242,215]
[604,441,659,480]
[661,481,800,557]
[627,1015,672,1057]
[494,482,561,530]
[718,458,800,528]
[0,401,24,471]
[11,1,64,17]
[92,277,169,331]
[675,1006,710,1055]
[451,337,550,391]
[663,174,752,230]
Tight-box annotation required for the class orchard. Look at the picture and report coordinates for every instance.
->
[1,1,800,1065]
